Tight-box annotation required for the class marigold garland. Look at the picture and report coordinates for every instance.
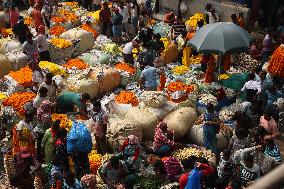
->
[8,66,33,87]
[80,24,99,38]
[115,91,139,106]
[58,10,78,22]
[51,113,72,131]
[167,81,195,93]
[50,38,72,49]
[24,16,34,26]
[88,150,102,174]
[51,16,66,23]
[63,58,88,70]
[268,45,284,77]
[114,63,136,75]
[172,65,190,75]
[39,61,66,75]
[2,92,36,116]
[0,28,13,37]
[49,25,66,36]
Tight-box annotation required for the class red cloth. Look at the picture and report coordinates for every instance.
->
[32,8,44,29]
[179,163,214,189]
[9,9,20,28]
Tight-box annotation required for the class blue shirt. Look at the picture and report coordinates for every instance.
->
[141,66,158,88]
[264,145,282,162]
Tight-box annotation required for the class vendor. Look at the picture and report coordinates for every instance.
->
[240,73,261,103]
[56,92,91,116]
[202,103,220,155]
[140,64,159,91]
[153,122,174,156]
[215,88,236,112]
[122,39,140,65]
[260,110,280,140]
[39,72,58,102]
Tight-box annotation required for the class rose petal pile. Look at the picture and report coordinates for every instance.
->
[8,67,33,87]
[114,63,136,75]
[2,92,36,116]
[63,59,88,70]
[88,150,102,174]
[49,38,72,49]
[51,113,72,131]
[39,61,66,75]
[115,91,139,106]
[49,25,66,36]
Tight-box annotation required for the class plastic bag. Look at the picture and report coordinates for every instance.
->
[184,166,201,189]
[67,121,93,153]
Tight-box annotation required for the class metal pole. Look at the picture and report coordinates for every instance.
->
[247,163,284,189]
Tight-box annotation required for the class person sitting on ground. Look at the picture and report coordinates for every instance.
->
[122,39,140,65]
[153,122,174,156]
[240,73,261,103]
[259,110,280,140]
[56,92,91,116]
[33,87,49,109]
[101,155,128,189]
[263,138,282,164]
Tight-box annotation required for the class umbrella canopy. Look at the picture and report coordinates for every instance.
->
[189,22,251,55]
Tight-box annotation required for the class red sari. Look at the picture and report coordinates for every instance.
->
[32,8,44,29]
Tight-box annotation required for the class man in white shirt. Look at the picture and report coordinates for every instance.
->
[39,73,57,102]
[122,39,139,64]
[241,73,261,102]
[118,2,130,35]
[34,25,51,61]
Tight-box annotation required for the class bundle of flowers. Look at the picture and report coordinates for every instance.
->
[160,38,169,50]
[88,150,102,174]
[0,28,13,37]
[24,16,34,26]
[114,63,136,75]
[49,25,66,36]
[8,67,33,87]
[80,24,99,38]
[51,16,67,23]
[167,81,195,94]
[189,55,202,64]
[172,65,189,75]
[0,92,7,100]
[63,59,88,70]
[185,13,206,30]
[115,91,139,106]
[51,113,72,131]
[49,38,72,49]
[268,44,284,77]
[2,92,36,116]
[39,61,66,75]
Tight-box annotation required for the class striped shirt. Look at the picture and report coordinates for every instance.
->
[264,145,282,162]
[172,21,186,39]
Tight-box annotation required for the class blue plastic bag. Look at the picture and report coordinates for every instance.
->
[184,166,202,189]
[67,121,93,154]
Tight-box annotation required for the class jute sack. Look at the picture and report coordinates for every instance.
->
[163,107,197,140]
[107,118,143,150]
[60,28,94,55]
[67,78,99,99]
[186,124,233,150]
[6,50,28,70]
[139,91,168,108]
[0,54,13,78]
[125,107,160,140]
[88,66,121,96]
[0,39,22,55]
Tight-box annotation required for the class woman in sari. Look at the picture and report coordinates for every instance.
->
[153,122,174,156]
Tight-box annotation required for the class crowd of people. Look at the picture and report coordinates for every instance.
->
[0,0,283,189]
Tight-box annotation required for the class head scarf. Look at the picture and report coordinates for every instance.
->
[128,135,139,145]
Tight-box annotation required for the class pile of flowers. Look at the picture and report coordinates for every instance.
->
[80,24,99,38]
[2,92,36,116]
[8,67,32,87]
[185,13,206,30]
[268,44,284,77]
[0,92,7,100]
[88,150,102,174]
[167,81,195,94]
[88,11,100,24]
[63,59,88,70]
[61,2,79,8]
[114,63,136,75]
[24,16,34,26]
[189,55,202,64]
[39,61,66,75]
[51,16,67,23]
[58,10,78,22]
[172,66,190,75]
[49,25,66,36]
[0,28,13,37]
[50,38,72,49]
[51,113,72,131]
[115,91,139,106]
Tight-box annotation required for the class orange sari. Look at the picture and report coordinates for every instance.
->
[205,56,216,83]
[222,54,231,71]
